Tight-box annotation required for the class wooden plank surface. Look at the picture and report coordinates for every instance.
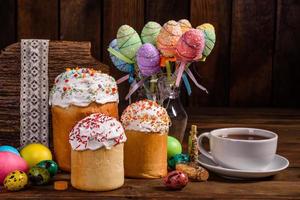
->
[60,0,102,60]
[0,41,108,147]
[0,0,16,51]
[0,108,299,199]
[17,0,59,39]
[229,0,275,106]
[190,0,231,107]
[102,0,144,111]
[273,0,300,107]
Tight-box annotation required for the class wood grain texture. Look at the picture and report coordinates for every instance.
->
[60,0,102,60]
[0,41,108,147]
[102,0,144,111]
[145,0,190,24]
[17,0,59,39]
[0,0,16,50]
[273,0,300,107]
[230,0,275,106]
[190,0,231,106]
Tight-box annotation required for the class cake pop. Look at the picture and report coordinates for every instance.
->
[178,19,192,33]
[117,25,142,61]
[141,21,162,46]
[136,43,160,77]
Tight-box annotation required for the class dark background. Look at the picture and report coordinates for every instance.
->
[0,0,299,108]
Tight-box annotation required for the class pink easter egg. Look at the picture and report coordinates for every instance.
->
[175,29,205,61]
[0,152,29,184]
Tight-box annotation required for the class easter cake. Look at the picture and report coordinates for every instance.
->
[69,113,126,191]
[121,99,170,178]
[49,68,119,172]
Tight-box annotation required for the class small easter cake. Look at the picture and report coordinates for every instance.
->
[49,68,119,172]
[69,113,126,191]
[121,99,170,178]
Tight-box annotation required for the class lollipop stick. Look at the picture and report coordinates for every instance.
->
[166,60,172,82]
[150,75,157,93]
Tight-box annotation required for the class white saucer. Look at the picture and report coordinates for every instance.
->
[197,154,289,179]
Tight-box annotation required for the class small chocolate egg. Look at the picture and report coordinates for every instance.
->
[168,154,190,169]
[28,166,50,185]
[141,21,162,45]
[3,170,28,191]
[163,170,188,190]
[117,25,142,60]
[37,160,58,177]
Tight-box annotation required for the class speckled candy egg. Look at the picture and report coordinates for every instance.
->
[163,170,188,190]
[37,160,58,177]
[117,25,142,61]
[28,166,50,185]
[168,154,190,169]
[3,170,28,191]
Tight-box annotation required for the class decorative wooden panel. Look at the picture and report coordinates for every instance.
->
[0,41,108,146]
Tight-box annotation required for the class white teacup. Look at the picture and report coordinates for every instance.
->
[198,128,278,170]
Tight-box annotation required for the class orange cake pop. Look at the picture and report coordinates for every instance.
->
[178,19,192,33]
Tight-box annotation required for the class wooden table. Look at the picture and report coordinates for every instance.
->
[1,108,300,199]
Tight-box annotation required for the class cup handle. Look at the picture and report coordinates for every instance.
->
[197,132,215,162]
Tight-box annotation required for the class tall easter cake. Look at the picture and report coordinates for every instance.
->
[49,68,119,171]
[121,99,170,178]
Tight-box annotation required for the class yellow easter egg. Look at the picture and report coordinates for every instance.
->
[20,143,52,167]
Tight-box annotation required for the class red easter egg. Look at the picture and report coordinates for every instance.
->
[176,29,205,61]
[0,152,29,184]
[163,170,188,190]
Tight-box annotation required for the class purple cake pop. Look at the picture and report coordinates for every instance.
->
[136,43,161,77]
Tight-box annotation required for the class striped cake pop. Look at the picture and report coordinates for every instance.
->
[136,43,160,77]
[117,25,142,61]
[156,20,182,57]
[141,21,162,46]
[109,39,134,73]
[196,23,216,59]
[178,19,192,33]
[176,29,205,61]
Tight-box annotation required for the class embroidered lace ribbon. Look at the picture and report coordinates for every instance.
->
[20,39,49,147]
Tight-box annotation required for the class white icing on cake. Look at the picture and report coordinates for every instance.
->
[49,68,119,108]
[69,113,126,151]
[121,99,170,133]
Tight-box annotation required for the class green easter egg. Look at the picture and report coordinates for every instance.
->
[28,166,50,185]
[197,23,216,58]
[141,21,162,45]
[37,160,58,177]
[168,153,190,169]
[117,25,142,61]
[167,136,182,159]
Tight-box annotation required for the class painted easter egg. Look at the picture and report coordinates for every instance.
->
[0,145,20,156]
[157,20,182,57]
[168,153,190,169]
[136,43,161,77]
[3,170,28,191]
[175,28,205,61]
[196,23,216,59]
[117,25,142,61]
[0,152,29,184]
[37,160,58,177]
[20,143,52,167]
[28,166,50,185]
[141,21,162,45]
[163,170,188,190]
[178,19,192,33]
[109,39,134,73]
[167,136,182,159]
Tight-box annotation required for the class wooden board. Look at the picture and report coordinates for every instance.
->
[60,0,102,60]
[229,0,275,106]
[190,0,231,106]
[1,107,300,199]
[0,41,108,147]
[0,0,16,50]
[17,0,59,39]
[273,0,300,107]
[102,0,144,111]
